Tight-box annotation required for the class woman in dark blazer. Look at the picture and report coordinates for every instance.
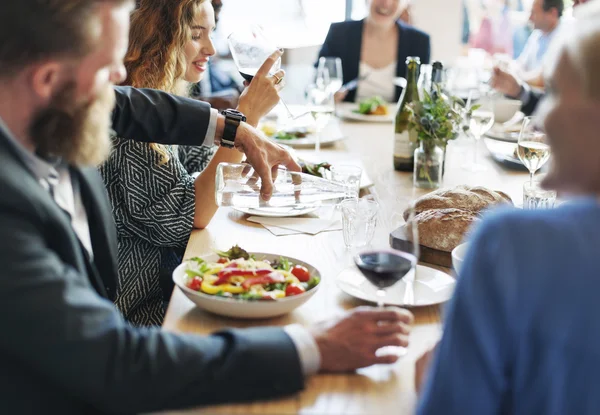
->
[317,0,431,103]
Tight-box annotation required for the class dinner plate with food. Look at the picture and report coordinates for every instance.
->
[173,246,321,319]
[336,97,394,123]
[259,121,345,148]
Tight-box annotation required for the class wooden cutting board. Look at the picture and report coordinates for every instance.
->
[389,225,453,268]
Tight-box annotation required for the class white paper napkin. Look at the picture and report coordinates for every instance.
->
[247,216,342,236]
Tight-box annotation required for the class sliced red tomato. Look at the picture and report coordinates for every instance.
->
[291,265,310,282]
[285,283,306,297]
[217,257,228,264]
[187,276,202,291]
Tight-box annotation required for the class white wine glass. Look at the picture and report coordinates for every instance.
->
[317,57,343,96]
[306,83,334,154]
[228,25,304,121]
[462,95,495,172]
[517,116,550,185]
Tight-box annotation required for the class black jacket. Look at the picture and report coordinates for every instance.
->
[317,19,431,103]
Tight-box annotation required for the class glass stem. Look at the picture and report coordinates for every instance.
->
[315,127,321,154]
[280,97,295,119]
[530,171,534,186]
[376,289,386,308]
[473,135,479,165]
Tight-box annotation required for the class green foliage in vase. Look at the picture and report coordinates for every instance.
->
[408,86,479,149]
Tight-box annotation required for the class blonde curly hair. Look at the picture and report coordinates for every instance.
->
[123,0,207,164]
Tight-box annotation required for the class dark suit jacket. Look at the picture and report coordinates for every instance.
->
[0,86,303,414]
[317,19,431,103]
[522,88,544,116]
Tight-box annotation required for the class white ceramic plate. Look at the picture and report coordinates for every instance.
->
[272,132,345,148]
[173,252,321,319]
[336,265,455,307]
[336,102,394,123]
[233,205,320,217]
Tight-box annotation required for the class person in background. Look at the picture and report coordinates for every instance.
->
[469,0,513,56]
[100,0,283,326]
[191,0,242,110]
[318,0,430,103]
[516,0,563,77]
[0,0,414,412]
[416,12,600,414]
[489,0,595,115]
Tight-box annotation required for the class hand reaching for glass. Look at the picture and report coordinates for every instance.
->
[309,306,413,372]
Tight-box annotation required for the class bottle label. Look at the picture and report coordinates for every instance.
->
[393,131,412,158]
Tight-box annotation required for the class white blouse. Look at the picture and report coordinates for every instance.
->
[356,61,396,103]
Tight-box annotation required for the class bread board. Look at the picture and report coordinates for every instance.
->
[389,225,453,268]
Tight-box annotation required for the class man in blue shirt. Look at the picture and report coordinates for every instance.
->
[417,13,600,415]
[517,0,563,74]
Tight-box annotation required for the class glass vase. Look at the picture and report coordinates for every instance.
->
[413,141,444,189]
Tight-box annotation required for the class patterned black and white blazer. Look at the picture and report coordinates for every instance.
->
[99,137,215,326]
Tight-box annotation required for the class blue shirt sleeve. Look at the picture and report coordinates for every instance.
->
[417,213,517,414]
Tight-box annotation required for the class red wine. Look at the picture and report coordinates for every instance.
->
[239,68,259,82]
[355,251,415,289]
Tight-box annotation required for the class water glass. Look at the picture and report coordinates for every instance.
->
[330,165,362,199]
[340,198,378,249]
[523,180,556,210]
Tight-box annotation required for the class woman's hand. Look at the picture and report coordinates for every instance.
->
[237,49,285,127]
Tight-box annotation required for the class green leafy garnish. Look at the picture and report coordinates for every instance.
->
[237,292,264,301]
[300,160,332,178]
[216,245,250,260]
[185,269,204,278]
[355,96,386,115]
[306,276,320,290]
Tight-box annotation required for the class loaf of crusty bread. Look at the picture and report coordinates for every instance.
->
[404,186,513,252]
[404,185,512,220]
[413,208,480,253]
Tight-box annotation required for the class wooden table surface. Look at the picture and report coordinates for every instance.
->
[160,118,528,415]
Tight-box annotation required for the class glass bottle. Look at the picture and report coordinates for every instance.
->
[393,57,421,172]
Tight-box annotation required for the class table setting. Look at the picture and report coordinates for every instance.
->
[160,31,558,415]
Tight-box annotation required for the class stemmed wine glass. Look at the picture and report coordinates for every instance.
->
[306,83,334,154]
[316,57,343,97]
[462,93,495,172]
[517,116,550,185]
[228,25,303,121]
[353,202,419,308]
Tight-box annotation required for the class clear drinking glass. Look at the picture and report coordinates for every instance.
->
[215,163,348,209]
[330,165,362,199]
[228,25,299,120]
[306,83,334,153]
[340,199,378,249]
[463,94,495,172]
[317,57,343,96]
[523,180,556,210]
[517,116,550,185]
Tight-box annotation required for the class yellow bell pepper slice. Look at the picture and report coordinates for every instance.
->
[201,280,245,295]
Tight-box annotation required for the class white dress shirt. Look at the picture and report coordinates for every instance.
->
[0,114,321,376]
[356,61,396,103]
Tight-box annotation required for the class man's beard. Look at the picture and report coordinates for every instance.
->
[29,82,115,166]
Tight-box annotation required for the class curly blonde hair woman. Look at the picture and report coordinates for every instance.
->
[99,0,284,326]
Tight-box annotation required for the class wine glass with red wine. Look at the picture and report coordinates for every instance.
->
[228,25,301,120]
[354,202,419,307]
